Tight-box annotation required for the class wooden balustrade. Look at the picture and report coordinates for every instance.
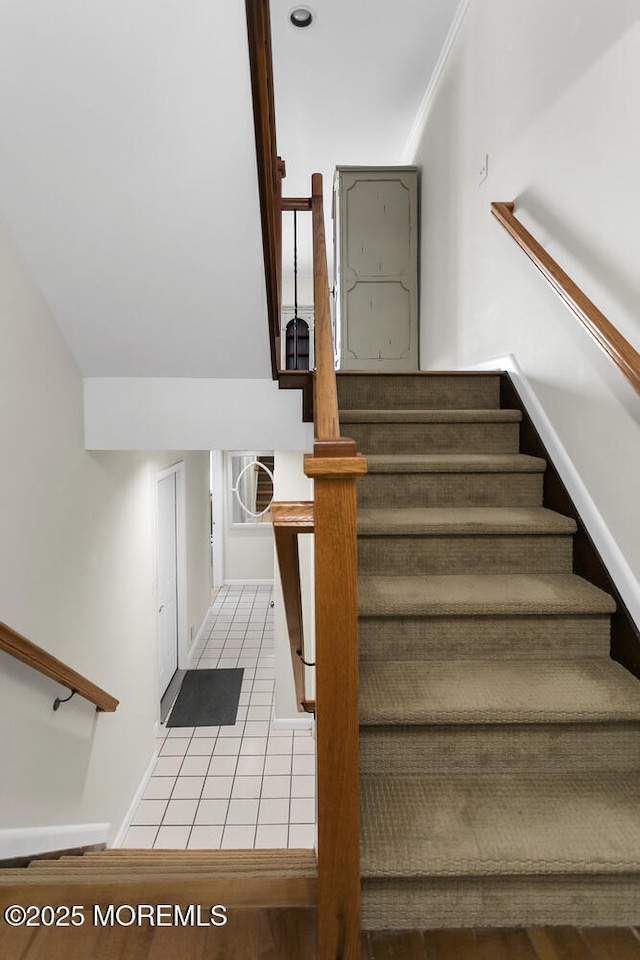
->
[245,0,286,380]
[304,451,366,960]
[303,172,367,960]
[0,620,119,713]
[271,501,315,714]
[310,173,342,444]
[245,1,366,953]
[245,0,314,420]
[274,174,367,958]
[491,201,640,395]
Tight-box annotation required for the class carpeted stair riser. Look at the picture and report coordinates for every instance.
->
[337,373,501,410]
[342,420,521,455]
[361,875,640,930]
[360,773,640,880]
[358,533,573,575]
[359,723,640,776]
[358,471,543,508]
[357,614,612,661]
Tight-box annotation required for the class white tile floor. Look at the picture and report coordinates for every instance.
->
[122,584,317,850]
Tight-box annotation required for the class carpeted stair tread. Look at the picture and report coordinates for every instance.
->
[357,506,577,536]
[0,849,316,884]
[359,659,640,725]
[360,772,640,878]
[340,408,522,423]
[358,573,616,617]
[365,453,546,473]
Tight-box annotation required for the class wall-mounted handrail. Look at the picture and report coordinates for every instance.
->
[0,620,119,713]
[491,201,640,395]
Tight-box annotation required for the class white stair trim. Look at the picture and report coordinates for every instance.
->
[0,823,110,860]
[465,354,640,632]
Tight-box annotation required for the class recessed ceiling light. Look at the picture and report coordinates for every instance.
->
[290,7,313,28]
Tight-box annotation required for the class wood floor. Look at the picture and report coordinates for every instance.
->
[4,910,640,959]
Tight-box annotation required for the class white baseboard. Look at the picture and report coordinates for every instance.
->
[465,353,640,631]
[272,717,314,732]
[223,579,274,586]
[112,748,159,848]
[0,823,110,860]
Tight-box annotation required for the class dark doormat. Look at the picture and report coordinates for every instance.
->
[166,668,244,728]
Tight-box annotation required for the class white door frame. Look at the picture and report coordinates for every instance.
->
[155,461,188,685]
[211,450,225,587]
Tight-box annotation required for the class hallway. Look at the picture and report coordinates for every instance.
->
[122,584,316,850]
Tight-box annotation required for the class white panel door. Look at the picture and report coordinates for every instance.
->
[157,472,178,698]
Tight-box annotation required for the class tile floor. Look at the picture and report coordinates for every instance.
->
[122,584,316,850]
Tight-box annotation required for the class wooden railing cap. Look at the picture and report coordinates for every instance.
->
[491,200,640,396]
[304,452,368,479]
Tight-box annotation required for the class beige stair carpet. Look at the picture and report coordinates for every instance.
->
[336,371,640,930]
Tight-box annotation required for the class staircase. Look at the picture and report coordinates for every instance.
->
[337,371,640,930]
[0,848,316,907]
[256,455,275,514]
[0,849,316,957]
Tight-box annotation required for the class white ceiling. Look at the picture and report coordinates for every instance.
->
[0,0,460,378]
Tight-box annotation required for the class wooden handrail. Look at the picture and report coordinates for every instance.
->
[280,197,313,212]
[271,501,315,714]
[245,0,285,380]
[0,620,119,713]
[245,0,315,419]
[271,179,366,957]
[304,171,367,960]
[311,173,342,443]
[245,2,365,953]
[304,453,365,960]
[491,201,640,395]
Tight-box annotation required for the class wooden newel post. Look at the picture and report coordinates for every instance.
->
[305,441,367,960]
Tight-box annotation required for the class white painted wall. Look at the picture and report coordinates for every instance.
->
[272,451,315,720]
[222,453,275,584]
[83,378,314,452]
[0,217,211,846]
[0,0,270,381]
[223,527,274,584]
[408,0,640,592]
